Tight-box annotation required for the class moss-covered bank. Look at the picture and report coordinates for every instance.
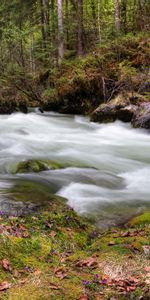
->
[0,201,149,299]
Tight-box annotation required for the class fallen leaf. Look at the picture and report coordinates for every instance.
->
[79,296,88,300]
[108,241,115,246]
[76,257,98,268]
[142,245,150,255]
[49,282,61,290]
[33,269,42,276]
[22,232,30,238]
[128,276,140,283]
[60,257,66,263]
[121,231,130,237]
[0,281,11,291]
[54,267,67,280]
[145,279,150,284]
[32,216,38,220]
[126,286,136,292]
[45,221,52,228]
[1,259,12,272]
[18,279,27,285]
[49,231,57,238]
[12,270,20,278]
[144,266,150,272]
[18,224,26,231]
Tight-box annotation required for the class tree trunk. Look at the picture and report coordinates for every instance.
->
[77,0,83,56]
[136,0,146,31]
[40,0,50,49]
[114,0,121,34]
[51,0,55,36]
[40,0,47,49]
[30,32,35,75]
[97,0,101,42]
[57,0,64,63]
[91,0,97,37]
[121,0,127,33]
[65,0,69,47]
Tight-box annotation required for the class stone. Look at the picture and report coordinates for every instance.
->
[117,105,137,122]
[132,103,150,129]
[12,160,63,174]
[91,94,131,123]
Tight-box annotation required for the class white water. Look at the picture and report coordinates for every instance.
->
[0,110,150,226]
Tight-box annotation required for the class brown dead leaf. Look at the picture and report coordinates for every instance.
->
[108,241,115,246]
[49,231,57,238]
[144,266,150,272]
[0,281,11,291]
[60,257,66,263]
[33,269,42,276]
[45,221,52,228]
[18,279,27,285]
[1,259,12,272]
[12,270,20,278]
[18,224,26,231]
[142,245,150,255]
[145,279,150,284]
[54,267,67,280]
[121,231,131,237]
[79,296,88,300]
[76,257,98,268]
[49,282,61,290]
[32,216,38,221]
[22,232,30,238]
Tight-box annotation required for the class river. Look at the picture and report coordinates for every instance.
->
[0,110,150,227]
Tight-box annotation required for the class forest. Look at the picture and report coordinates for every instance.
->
[0,0,149,115]
[0,1,150,300]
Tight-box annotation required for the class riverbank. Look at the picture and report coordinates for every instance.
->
[0,34,149,129]
[0,202,150,300]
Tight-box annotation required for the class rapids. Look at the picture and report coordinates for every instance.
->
[0,110,150,226]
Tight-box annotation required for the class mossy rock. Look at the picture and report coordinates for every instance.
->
[128,211,150,227]
[12,159,63,174]
[3,179,67,216]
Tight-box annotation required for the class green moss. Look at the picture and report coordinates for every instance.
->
[0,197,149,299]
[11,159,63,174]
[128,211,150,227]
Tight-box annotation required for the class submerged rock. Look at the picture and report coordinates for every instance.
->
[12,160,63,174]
[1,179,66,216]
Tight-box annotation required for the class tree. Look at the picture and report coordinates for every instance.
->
[77,0,83,56]
[57,0,64,63]
[114,0,121,34]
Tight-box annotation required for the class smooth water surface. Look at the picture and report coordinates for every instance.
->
[0,110,150,226]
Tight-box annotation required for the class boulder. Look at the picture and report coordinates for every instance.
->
[12,160,63,174]
[132,103,150,129]
[117,105,137,122]
[91,94,137,123]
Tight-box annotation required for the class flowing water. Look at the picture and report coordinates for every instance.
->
[0,110,150,227]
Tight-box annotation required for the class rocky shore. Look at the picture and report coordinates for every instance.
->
[91,93,150,129]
